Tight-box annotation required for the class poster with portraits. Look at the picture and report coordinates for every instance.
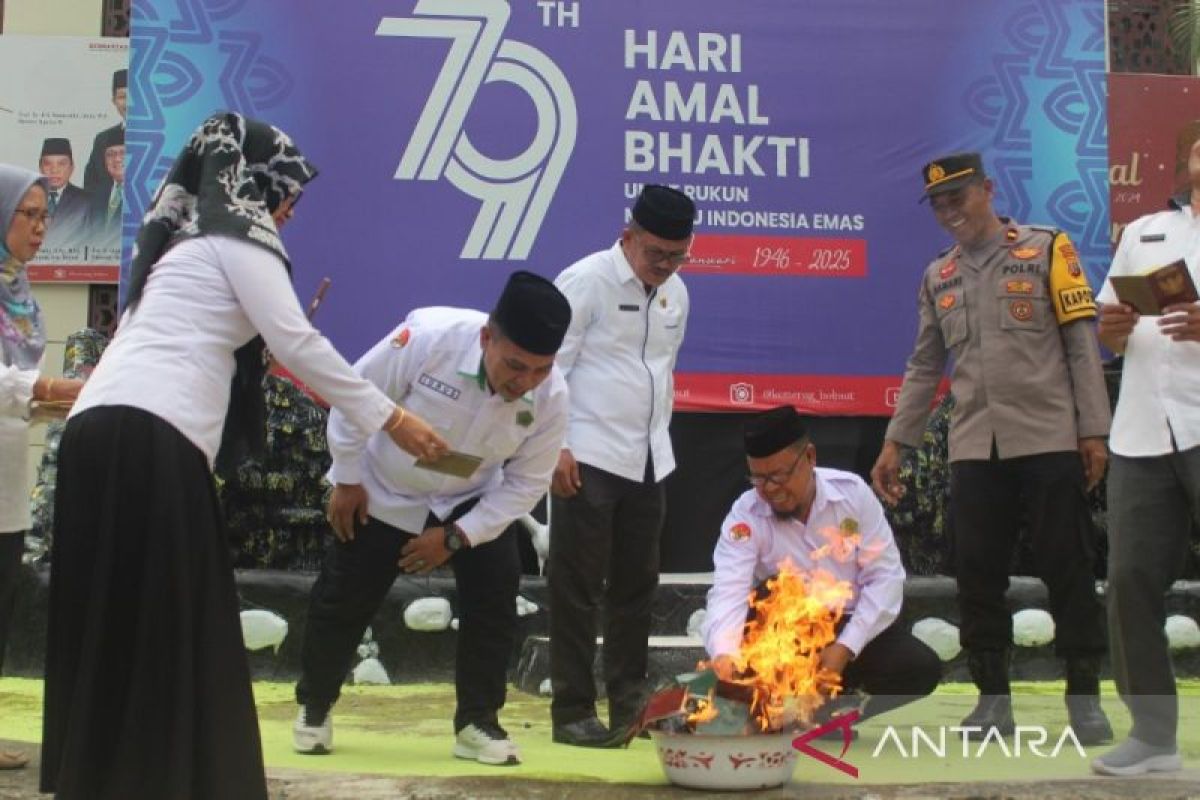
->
[0,35,128,282]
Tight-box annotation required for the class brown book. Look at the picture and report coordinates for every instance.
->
[1110,258,1198,315]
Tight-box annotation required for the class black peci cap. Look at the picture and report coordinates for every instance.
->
[744,405,809,458]
[920,152,985,202]
[40,138,73,159]
[113,69,128,92]
[491,270,572,356]
[631,184,695,240]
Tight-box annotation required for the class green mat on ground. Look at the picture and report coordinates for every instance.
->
[2,679,1197,784]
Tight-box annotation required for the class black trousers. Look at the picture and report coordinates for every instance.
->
[0,531,23,674]
[950,450,1105,657]
[548,462,664,727]
[296,510,521,733]
[839,619,942,720]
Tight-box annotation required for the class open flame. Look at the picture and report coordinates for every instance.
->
[692,560,853,732]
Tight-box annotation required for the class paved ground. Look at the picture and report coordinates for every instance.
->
[3,740,1199,799]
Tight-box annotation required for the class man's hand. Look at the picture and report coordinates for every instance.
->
[1078,437,1108,491]
[1159,302,1200,343]
[327,483,369,542]
[869,441,906,506]
[817,643,854,695]
[399,527,453,575]
[711,654,739,682]
[1098,302,1139,353]
[550,448,582,498]
[383,407,450,462]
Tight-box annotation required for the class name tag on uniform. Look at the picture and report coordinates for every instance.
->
[1139,233,1166,243]
[618,304,640,311]
[418,373,461,400]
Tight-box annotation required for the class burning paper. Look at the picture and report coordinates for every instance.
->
[642,560,853,739]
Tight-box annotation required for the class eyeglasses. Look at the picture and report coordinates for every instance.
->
[747,451,805,488]
[642,245,689,267]
[12,207,51,226]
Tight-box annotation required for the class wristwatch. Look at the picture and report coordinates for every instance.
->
[443,523,468,552]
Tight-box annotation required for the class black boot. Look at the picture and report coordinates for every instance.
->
[961,649,1015,738]
[1065,656,1113,745]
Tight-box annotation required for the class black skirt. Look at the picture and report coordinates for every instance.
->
[41,406,268,800]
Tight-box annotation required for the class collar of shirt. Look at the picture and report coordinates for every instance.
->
[609,240,643,288]
[453,336,535,403]
[454,336,490,393]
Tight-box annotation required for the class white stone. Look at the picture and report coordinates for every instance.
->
[686,608,707,639]
[1012,608,1055,647]
[516,596,540,617]
[1165,615,1200,650]
[910,617,961,661]
[539,678,552,696]
[239,609,288,653]
[352,657,390,685]
[403,597,453,631]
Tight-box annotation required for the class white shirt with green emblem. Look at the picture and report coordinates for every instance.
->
[702,467,906,660]
[327,306,568,546]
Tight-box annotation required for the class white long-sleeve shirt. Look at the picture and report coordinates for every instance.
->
[72,235,394,465]
[0,363,38,533]
[326,307,568,546]
[703,467,906,660]
[554,242,689,482]
[1098,202,1200,457]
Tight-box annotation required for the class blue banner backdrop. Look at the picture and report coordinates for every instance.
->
[127,0,1109,414]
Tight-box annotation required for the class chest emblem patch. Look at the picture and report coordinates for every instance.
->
[729,522,752,542]
[938,293,957,310]
[1009,299,1034,322]
[391,328,411,348]
[516,410,534,427]
[1011,247,1042,260]
[938,259,958,280]
[1005,280,1035,295]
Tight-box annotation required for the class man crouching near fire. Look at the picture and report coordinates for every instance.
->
[703,405,941,726]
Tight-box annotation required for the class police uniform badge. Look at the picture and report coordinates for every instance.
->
[1011,247,1041,260]
[659,296,668,308]
[839,518,860,536]
[729,522,752,542]
[1009,299,1034,322]
[939,259,958,280]
[391,328,411,348]
[938,293,957,310]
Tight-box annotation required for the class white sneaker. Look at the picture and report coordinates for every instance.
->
[453,722,521,765]
[1091,737,1182,776]
[293,706,333,754]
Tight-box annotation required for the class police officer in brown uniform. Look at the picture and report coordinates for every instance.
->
[870,153,1113,743]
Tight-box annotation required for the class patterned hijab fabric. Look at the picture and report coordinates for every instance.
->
[0,164,50,370]
[125,112,319,470]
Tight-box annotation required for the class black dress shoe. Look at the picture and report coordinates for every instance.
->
[553,716,617,748]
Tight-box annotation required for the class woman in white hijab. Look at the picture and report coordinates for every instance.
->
[0,163,83,771]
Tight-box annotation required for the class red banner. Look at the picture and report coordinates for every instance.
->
[685,233,867,277]
[674,373,903,414]
[27,264,120,283]
[1107,73,1200,246]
